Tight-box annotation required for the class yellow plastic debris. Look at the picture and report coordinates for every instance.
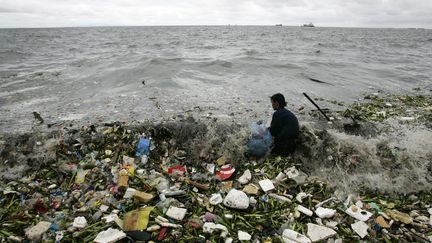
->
[123,207,154,231]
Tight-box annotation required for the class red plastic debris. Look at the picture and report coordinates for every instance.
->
[167,165,187,176]
[34,199,48,214]
[186,221,201,229]
[157,227,168,241]
[215,164,235,181]
[51,198,62,209]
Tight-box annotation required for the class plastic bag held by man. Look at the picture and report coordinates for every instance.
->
[246,122,273,157]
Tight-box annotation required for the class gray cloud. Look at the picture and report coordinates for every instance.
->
[0,0,431,28]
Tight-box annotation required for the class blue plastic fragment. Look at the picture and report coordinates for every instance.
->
[135,137,151,157]
[373,223,382,233]
[75,152,83,160]
[50,223,60,231]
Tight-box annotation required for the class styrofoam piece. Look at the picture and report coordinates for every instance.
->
[223,189,249,209]
[147,224,161,232]
[315,207,336,218]
[325,221,338,229]
[100,205,109,212]
[209,193,223,205]
[258,179,275,192]
[94,228,126,243]
[155,216,169,224]
[297,205,313,216]
[225,237,233,243]
[285,166,299,178]
[72,217,87,228]
[306,223,337,242]
[103,213,119,223]
[315,197,333,208]
[282,229,311,243]
[238,169,252,184]
[269,193,292,202]
[166,206,187,220]
[296,192,310,203]
[274,172,287,183]
[355,200,364,209]
[159,222,182,228]
[346,205,372,221]
[249,197,257,205]
[203,222,229,238]
[25,221,52,241]
[238,230,251,240]
[351,221,369,238]
[123,188,137,199]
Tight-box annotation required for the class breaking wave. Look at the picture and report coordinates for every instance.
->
[1,117,431,194]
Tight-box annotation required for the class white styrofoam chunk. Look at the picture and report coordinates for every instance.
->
[258,179,275,192]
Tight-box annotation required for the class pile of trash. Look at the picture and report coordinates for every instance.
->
[1,119,431,242]
[1,92,431,242]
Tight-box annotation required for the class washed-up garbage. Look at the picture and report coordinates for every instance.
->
[25,221,52,241]
[375,216,390,228]
[135,137,150,157]
[315,207,336,218]
[306,223,337,242]
[297,205,313,216]
[215,164,235,180]
[386,209,413,224]
[155,216,182,228]
[238,169,252,184]
[0,106,431,242]
[243,184,260,195]
[133,191,155,203]
[203,222,229,238]
[346,205,372,221]
[223,189,249,209]
[258,179,275,192]
[351,221,369,238]
[238,230,252,240]
[274,172,287,183]
[117,169,129,189]
[94,228,127,243]
[123,207,154,231]
[166,206,187,220]
[72,216,87,228]
[285,167,299,179]
[296,192,311,203]
[146,224,160,232]
[209,193,223,205]
[269,193,291,202]
[282,229,311,243]
[167,165,187,176]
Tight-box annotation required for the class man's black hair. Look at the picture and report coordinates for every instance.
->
[271,93,287,107]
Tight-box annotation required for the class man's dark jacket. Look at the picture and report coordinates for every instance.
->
[270,108,299,145]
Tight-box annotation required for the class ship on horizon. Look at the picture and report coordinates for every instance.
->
[302,23,315,27]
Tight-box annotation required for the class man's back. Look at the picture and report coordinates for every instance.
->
[270,108,299,142]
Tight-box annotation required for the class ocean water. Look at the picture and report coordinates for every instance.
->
[0,26,432,132]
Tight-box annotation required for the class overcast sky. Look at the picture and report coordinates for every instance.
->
[1,0,431,28]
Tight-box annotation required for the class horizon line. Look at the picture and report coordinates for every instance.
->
[0,24,430,30]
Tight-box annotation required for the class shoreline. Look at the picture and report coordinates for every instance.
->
[0,92,431,241]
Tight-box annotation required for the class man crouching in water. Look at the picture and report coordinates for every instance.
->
[269,93,299,156]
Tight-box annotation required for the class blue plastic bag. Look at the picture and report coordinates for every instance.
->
[135,137,151,157]
[246,122,273,157]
